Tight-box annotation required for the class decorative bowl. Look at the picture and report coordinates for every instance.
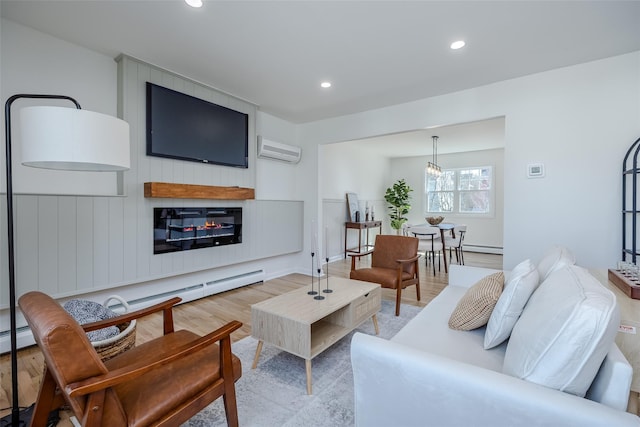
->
[426,216,445,225]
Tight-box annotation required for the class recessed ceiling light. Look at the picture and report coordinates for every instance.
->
[185,0,203,8]
[320,82,332,89]
[450,40,466,50]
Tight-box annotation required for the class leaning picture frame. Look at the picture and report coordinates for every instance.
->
[346,192,359,222]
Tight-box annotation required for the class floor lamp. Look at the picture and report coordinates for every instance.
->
[2,94,130,426]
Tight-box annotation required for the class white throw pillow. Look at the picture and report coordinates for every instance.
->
[537,245,575,281]
[502,266,619,397]
[484,260,539,349]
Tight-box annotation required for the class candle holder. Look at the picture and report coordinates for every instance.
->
[308,252,318,295]
[314,267,325,300]
[323,257,333,293]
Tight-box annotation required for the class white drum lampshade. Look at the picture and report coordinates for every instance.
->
[19,106,130,171]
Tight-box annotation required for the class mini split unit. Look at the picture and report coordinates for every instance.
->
[257,136,302,163]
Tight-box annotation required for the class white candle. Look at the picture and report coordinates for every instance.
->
[311,220,316,255]
[325,226,329,260]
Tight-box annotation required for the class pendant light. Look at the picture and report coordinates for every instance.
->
[427,135,442,176]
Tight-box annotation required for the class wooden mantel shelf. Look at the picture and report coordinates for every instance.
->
[144,182,255,200]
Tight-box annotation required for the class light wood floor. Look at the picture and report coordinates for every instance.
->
[0,252,502,423]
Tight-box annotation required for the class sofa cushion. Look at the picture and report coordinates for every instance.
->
[537,245,575,281]
[503,266,619,397]
[484,260,539,349]
[392,285,507,372]
[448,272,504,330]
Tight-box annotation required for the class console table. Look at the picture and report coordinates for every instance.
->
[344,220,382,258]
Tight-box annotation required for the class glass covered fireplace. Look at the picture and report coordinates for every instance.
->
[153,207,242,254]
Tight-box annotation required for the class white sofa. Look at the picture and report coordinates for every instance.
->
[351,263,640,427]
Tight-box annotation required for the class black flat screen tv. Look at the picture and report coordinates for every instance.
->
[146,82,249,168]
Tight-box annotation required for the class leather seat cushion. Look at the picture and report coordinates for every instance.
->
[103,330,241,427]
[350,267,413,289]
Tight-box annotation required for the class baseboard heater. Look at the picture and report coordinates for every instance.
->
[205,270,265,296]
[0,325,33,354]
[463,244,503,255]
[0,269,265,353]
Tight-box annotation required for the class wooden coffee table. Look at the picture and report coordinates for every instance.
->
[251,276,381,394]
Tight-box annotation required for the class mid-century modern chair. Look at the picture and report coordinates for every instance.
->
[19,291,242,427]
[349,234,420,316]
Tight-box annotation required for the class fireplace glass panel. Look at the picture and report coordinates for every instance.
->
[154,207,242,254]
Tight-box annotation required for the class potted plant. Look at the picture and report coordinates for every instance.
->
[384,179,413,234]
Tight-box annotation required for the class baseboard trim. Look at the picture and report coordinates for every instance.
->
[460,245,503,255]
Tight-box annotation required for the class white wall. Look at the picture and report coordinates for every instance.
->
[320,141,390,256]
[255,112,299,200]
[0,18,120,196]
[252,111,323,274]
[321,141,391,204]
[303,51,640,269]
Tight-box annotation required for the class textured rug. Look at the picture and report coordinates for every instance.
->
[182,299,422,427]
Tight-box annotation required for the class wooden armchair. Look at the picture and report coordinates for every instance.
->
[349,234,420,316]
[19,291,242,427]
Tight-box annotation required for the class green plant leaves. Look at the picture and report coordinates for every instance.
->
[384,179,412,230]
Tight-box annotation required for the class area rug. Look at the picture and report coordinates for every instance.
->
[182,299,422,427]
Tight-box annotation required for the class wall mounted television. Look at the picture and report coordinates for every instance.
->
[146,82,249,168]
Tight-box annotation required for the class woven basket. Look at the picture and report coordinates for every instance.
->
[91,295,136,361]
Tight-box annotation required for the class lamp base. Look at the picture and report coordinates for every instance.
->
[0,405,32,427]
[0,405,58,427]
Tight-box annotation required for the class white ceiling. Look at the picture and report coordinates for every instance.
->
[2,0,639,127]
[338,116,506,158]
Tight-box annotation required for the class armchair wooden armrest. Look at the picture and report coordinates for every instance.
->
[81,296,182,335]
[67,320,242,398]
[395,255,421,266]
[348,250,375,271]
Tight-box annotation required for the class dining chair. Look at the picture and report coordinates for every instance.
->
[444,224,467,265]
[408,225,443,275]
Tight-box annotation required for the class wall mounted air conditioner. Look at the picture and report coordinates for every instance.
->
[257,136,302,163]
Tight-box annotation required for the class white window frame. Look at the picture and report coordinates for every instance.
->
[425,165,494,217]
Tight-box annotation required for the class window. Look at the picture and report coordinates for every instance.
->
[426,166,492,215]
